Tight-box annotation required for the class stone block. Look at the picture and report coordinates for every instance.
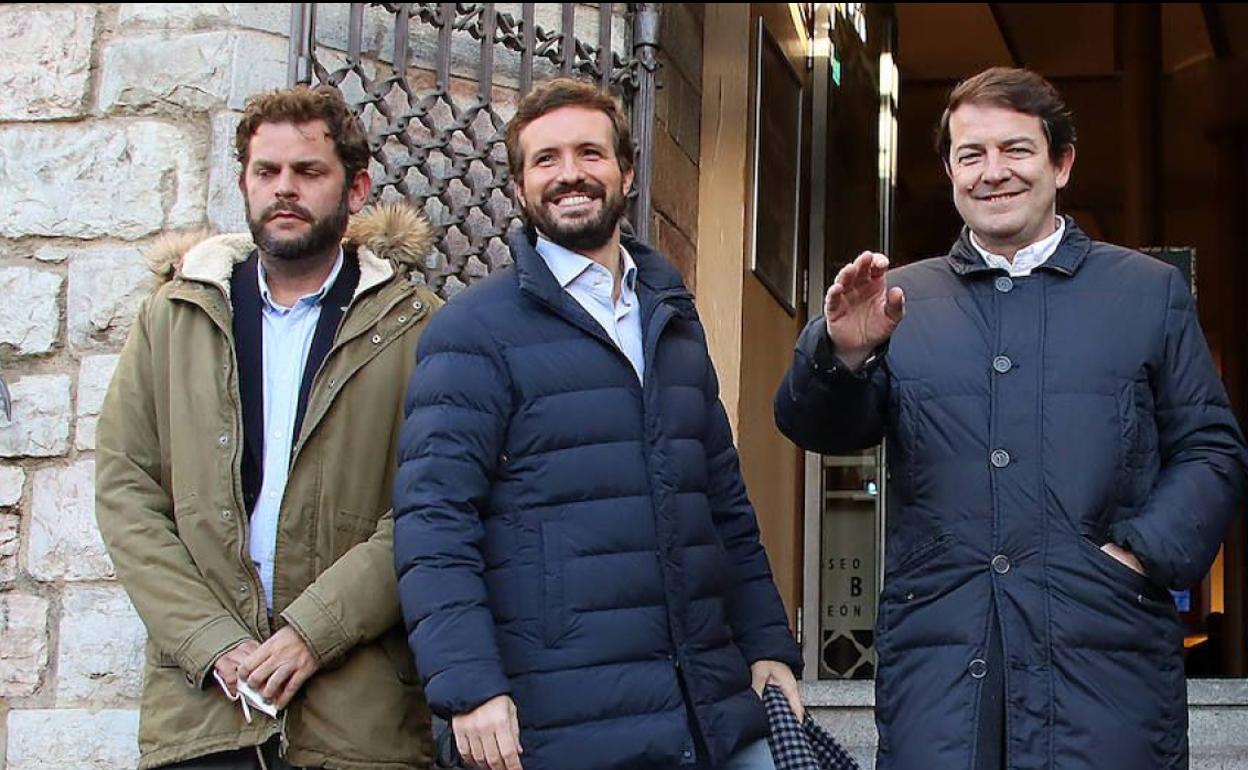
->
[654,214,698,294]
[0,464,23,507]
[0,122,207,240]
[227,3,293,37]
[56,585,147,703]
[117,4,233,29]
[651,127,700,241]
[0,6,95,121]
[100,32,235,114]
[0,268,61,355]
[28,461,113,581]
[0,376,71,459]
[0,509,17,583]
[659,3,704,90]
[224,32,289,111]
[659,66,702,162]
[208,111,247,233]
[0,593,49,697]
[67,247,154,352]
[6,709,140,770]
[76,355,121,451]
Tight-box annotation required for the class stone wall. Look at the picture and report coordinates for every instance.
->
[652,3,704,293]
[0,5,295,767]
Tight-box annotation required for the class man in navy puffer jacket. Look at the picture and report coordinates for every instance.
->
[776,67,1248,770]
[394,78,802,770]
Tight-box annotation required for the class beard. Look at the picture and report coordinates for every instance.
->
[521,177,629,252]
[246,191,349,262]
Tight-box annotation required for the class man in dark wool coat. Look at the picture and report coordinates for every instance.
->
[775,66,1248,770]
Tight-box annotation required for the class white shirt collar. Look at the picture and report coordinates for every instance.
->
[971,216,1066,278]
[535,235,637,294]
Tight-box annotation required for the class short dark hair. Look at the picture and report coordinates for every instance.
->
[235,84,371,181]
[936,67,1076,166]
[504,78,634,179]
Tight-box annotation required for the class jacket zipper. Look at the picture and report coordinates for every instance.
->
[268,280,423,614]
[286,281,422,470]
[223,312,272,639]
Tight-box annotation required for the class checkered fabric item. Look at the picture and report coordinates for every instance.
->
[763,685,860,770]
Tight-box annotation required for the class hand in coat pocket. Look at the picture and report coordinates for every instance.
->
[1100,542,1146,576]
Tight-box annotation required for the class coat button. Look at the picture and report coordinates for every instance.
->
[221,509,233,522]
[990,449,1011,468]
[398,315,408,323]
[218,433,230,447]
[412,299,424,312]
[238,583,248,595]
[995,277,1014,293]
[992,355,1013,374]
[327,377,337,389]
[969,658,988,679]
[371,334,382,344]
[991,554,1011,574]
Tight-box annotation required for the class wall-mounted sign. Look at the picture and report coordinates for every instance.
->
[749,17,804,315]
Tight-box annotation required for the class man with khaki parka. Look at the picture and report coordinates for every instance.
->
[95,84,440,770]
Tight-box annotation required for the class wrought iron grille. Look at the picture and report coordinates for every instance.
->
[287,3,660,297]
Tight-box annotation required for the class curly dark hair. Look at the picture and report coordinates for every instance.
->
[234,84,371,181]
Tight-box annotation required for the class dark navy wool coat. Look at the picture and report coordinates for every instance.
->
[776,220,1247,770]
[395,227,801,770]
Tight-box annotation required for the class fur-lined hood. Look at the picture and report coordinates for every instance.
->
[146,202,434,300]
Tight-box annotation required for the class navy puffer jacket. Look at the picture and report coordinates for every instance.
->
[395,227,801,770]
[776,220,1247,770]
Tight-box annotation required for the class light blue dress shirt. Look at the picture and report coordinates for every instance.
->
[535,236,644,382]
[250,250,344,610]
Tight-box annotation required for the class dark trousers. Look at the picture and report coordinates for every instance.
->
[161,739,303,770]
[975,607,1007,770]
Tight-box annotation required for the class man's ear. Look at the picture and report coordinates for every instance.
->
[1054,145,1076,190]
[347,169,372,214]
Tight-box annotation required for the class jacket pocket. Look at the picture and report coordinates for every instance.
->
[172,491,199,519]
[1107,382,1133,509]
[1116,378,1158,504]
[145,639,181,669]
[540,522,568,646]
[878,533,957,639]
[1077,533,1169,605]
[891,532,956,577]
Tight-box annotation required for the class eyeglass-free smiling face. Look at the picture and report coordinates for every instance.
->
[513,105,634,252]
[945,102,1075,257]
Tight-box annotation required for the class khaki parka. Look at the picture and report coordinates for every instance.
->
[95,203,441,769]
